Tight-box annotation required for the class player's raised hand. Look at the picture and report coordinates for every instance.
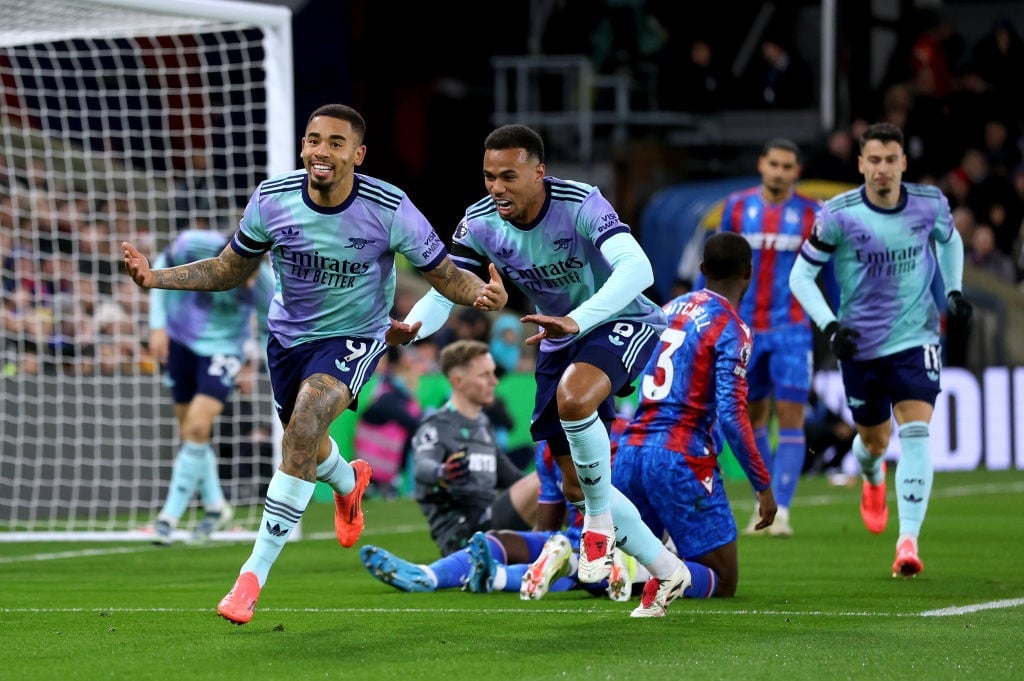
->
[520,313,580,345]
[122,241,156,288]
[385,318,422,346]
[474,263,508,312]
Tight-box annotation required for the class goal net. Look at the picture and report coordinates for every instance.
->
[0,0,293,541]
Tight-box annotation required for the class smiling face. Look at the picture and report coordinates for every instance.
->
[300,115,365,206]
[859,139,906,208]
[482,147,546,224]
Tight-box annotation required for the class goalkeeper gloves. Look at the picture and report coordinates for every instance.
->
[436,450,470,487]
[823,321,860,362]
[946,291,973,321]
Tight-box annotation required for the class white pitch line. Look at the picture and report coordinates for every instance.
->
[0,546,152,564]
[919,598,1024,617]
[0,523,428,564]
[2,602,1022,617]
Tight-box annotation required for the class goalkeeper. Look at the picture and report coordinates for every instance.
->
[411,339,535,556]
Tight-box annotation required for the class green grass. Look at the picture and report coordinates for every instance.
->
[3,470,1024,681]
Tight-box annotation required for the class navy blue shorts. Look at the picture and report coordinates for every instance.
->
[165,339,241,404]
[839,344,942,427]
[267,334,386,424]
[530,319,659,455]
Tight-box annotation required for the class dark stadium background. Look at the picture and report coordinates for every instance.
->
[270,0,1022,240]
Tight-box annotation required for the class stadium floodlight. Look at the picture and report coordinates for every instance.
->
[0,0,294,541]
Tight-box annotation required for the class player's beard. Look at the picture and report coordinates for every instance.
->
[309,177,331,192]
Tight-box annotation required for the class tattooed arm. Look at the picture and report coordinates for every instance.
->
[122,241,259,291]
[421,257,507,312]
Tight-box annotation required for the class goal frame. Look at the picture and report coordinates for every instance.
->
[0,0,294,541]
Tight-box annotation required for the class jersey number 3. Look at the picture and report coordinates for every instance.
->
[641,327,685,401]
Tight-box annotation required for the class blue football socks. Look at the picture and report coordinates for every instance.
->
[683,561,718,599]
[773,427,806,508]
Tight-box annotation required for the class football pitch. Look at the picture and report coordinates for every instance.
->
[3,469,1023,681]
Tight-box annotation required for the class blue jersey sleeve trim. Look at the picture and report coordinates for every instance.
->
[594,224,630,250]
[417,249,448,273]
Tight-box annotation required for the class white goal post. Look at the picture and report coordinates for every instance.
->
[0,0,293,541]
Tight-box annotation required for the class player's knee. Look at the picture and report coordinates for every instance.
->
[862,436,889,457]
[179,424,212,442]
[556,399,594,422]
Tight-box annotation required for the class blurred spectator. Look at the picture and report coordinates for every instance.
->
[659,38,734,112]
[489,313,523,377]
[951,205,977,245]
[434,306,493,350]
[803,128,861,184]
[967,224,1016,285]
[589,0,668,76]
[75,223,117,296]
[172,150,226,230]
[940,165,974,212]
[354,343,430,500]
[743,37,814,109]
[964,17,1024,125]
[909,8,966,100]
[93,298,139,374]
[979,119,1020,178]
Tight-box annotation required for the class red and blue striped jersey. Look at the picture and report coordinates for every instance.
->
[622,290,771,492]
[721,187,820,332]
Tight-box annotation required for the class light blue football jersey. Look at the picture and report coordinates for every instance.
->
[230,171,446,348]
[807,184,955,358]
[449,177,665,351]
[151,229,275,356]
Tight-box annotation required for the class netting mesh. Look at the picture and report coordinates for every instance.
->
[0,0,284,539]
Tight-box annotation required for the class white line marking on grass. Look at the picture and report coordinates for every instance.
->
[3,602,1022,617]
[0,547,152,564]
[919,598,1024,617]
[0,523,426,564]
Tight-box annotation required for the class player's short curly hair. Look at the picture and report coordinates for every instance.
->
[702,232,752,281]
[484,124,545,164]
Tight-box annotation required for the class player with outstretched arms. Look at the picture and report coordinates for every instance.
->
[391,124,690,617]
[124,103,506,624]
